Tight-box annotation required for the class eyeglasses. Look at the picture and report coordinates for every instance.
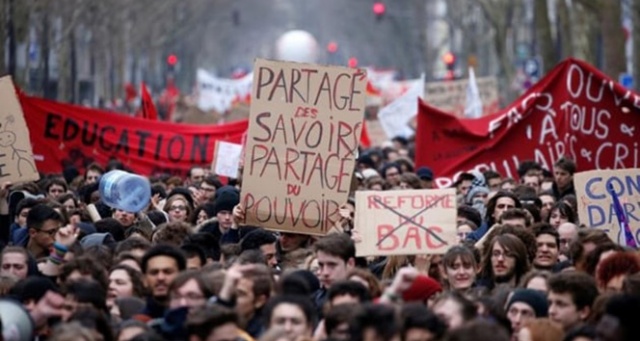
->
[491,251,514,259]
[38,228,59,237]
[169,206,187,211]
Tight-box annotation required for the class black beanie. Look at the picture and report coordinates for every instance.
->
[213,190,239,215]
[167,187,195,209]
[507,289,549,318]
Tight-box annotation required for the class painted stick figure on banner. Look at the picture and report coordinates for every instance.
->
[0,115,37,177]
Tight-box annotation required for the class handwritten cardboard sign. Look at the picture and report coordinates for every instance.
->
[0,77,39,184]
[574,169,640,245]
[241,59,366,236]
[354,189,457,256]
[212,141,243,178]
[424,76,499,118]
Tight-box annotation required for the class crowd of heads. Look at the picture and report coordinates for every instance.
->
[0,144,637,341]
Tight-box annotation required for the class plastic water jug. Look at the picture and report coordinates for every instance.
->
[99,170,151,213]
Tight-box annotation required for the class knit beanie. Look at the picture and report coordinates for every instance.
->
[507,289,549,317]
[213,188,240,215]
[402,275,442,302]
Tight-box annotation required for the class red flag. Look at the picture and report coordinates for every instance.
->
[415,59,640,188]
[360,121,371,148]
[140,83,158,120]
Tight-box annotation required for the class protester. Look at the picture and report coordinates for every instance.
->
[0,129,636,341]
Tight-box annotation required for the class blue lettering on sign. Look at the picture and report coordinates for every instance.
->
[586,202,640,228]
[585,175,640,200]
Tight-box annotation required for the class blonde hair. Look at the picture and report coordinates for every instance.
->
[522,318,564,341]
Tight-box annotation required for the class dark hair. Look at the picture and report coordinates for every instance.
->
[569,229,612,271]
[59,255,109,291]
[584,243,624,277]
[380,163,402,179]
[485,191,522,226]
[327,280,371,303]
[202,175,223,189]
[325,304,357,336]
[445,319,509,341]
[180,244,207,268]
[314,233,355,263]
[56,193,79,208]
[169,270,213,299]
[189,202,216,225]
[483,170,502,182]
[398,173,422,189]
[184,232,220,261]
[433,291,478,323]
[548,271,598,310]
[14,198,42,220]
[563,324,596,341]
[45,178,68,193]
[554,157,577,175]
[346,268,383,298]
[622,272,640,296]
[94,217,126,242]
[483,225,537,262]
[240,229,277,252]
[499,208,532,227]
[532,223,560,248]
[443,244,478,269]
[187,306,239,340]
[521,203,542,223]
[457,205,483,228]
[239,263,274,299]
[349,303,399,341]
[115,237,152,257]
[65,279,108,314]
[401,303,446,340]
[547,201,577,224]
[85,162,105,176]
[263,295,317,328]
[68,306,114,341]
[109,265,148,298]
[480,234,530,285]
[26,204,63,230]
[152,221,193,247]
[141,244,187,274]
[517,160,543,179]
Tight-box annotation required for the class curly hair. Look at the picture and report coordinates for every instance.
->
[596,251,640,289]
[152,221,193,246]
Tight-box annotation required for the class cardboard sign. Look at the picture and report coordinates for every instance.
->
[212,141,243,178]
[241,59,366,236]
[0,77,39,184]
[424,76,500,118]
[355,189,457,256]
[574,169,640,245]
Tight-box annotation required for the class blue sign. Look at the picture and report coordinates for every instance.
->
[619,73,634,89]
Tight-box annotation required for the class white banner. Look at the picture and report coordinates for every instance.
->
[377,75,424,139]
[196,69,253,113]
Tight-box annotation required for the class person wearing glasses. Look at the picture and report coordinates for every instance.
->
[24,204,64,260]
[478,234,531,290]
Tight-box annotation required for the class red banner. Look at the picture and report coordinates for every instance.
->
[20,94,247,176]
[416,59,640,188]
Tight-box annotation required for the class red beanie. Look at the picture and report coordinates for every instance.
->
[402,275,442,302]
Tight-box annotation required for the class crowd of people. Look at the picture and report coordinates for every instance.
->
[0,136,638,341]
